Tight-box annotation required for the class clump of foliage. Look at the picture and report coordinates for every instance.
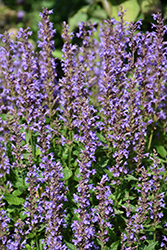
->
[0,7,167,250]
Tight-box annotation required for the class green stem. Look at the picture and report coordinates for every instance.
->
[147,127,154,152]
[147,102,158,152]
[59,144,66,167]
[28,128,35,158]
[68,130,73,169]
[153,230,156,242]
[36,234,39,250]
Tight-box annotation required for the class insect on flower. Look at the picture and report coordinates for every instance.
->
[126,127,130,132]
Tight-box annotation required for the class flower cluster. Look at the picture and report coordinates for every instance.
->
[0,7,167,250]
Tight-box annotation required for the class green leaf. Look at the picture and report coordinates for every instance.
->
[139,0,161,15]
[5,194,24,205]
[97,133,107,143]
[52,49,63,59]
[14,178,28,189]
[63,167,73,180]
[124,192,136,201]
[39,239,45,250]
[36,146,42,156]
[25,240,37,250]
[155,145,167,159]
[120,0,140,22]
[27,233,34,239]
[73,150,80,157]
[24,245,32,250]
[101,0,113,17]
[104,169,113,178]
[62,149,69,161]
[72,213,81,222]
[0,113,13,121]
[65,242,77,250]
[7,204,22,213]
[124,174,138,182]
[109,240,119,250]
[25,130,31,143]
[91,6,108,19]
[159,158,167,163]
[20,211,27,220]
[68,6,88,31]
[37,224,45,233]
[12,189,23,196]
[143,241,158,250]
[109,0,140,22]
[103,247,110,250]
[73,168,82,181]
[23,152,30,160]
[101,159,110,168]
[114,208,124,215]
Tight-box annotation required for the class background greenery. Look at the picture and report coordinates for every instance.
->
[1,0,167,59]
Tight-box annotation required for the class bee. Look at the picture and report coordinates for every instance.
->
[126,127,130,132]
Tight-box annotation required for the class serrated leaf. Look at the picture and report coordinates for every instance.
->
[63,167,73,180]
[5,194,24,205]
[155,145,167,159]
[109,240,119,250]
[65,242,77,250]
[143,241,158,250]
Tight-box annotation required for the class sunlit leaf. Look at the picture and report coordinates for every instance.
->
[143,241,158,250]
[63,167,73,180]
[155,145,167,159]
[119,0,140,22]
[5,194,24,205]
[65,242,77,250]
[68,6,88,31]
[109,241,119,250]
[52,49,63,59]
